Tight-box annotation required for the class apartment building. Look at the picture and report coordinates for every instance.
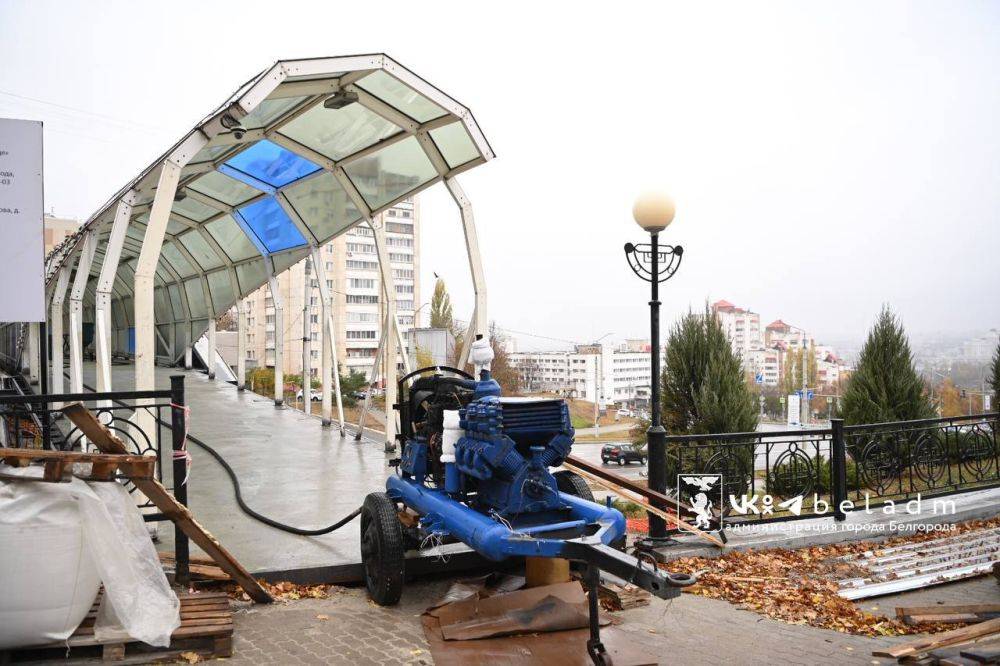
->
[765,319,809,351]
[44,214,81,255]
[711,300,762,360]
[244,198,420,381]
[510,342,658,408]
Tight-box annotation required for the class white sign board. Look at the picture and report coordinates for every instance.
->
[787,394,801,426]
[986,393,992,412]
[0,118,45,322]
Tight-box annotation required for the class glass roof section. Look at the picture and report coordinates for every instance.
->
[283,172,361,244]
[223,140,321,188]
[431,121,481,169]
[277,102,400,161]
[188,171,261,206]
[235,196,308,253]
[356,71,447,123]
[345,136,437,210]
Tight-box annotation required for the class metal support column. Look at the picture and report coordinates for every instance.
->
[445,178,487,368]
[184,346,192,370]
[69,231,96,394]
[27,322,39,384]
[371,217,406,451]
[170,375,190,585]
[237,299,246,391]
[95,194,133,413]
[310,246,345,434]
[268,273,284,406]
[302,257,312,405]
[134,160,183,439]
[206,319,217,380]
[49,257,74,406]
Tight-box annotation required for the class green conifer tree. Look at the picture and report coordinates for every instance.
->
[840,306,935,425]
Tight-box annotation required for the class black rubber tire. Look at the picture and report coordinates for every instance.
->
[641,457,646,465]
[553,470,595,503]
[618,457,625,466]
[360,492,405,606]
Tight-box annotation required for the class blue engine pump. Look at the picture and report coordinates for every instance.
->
[400,371,574,517]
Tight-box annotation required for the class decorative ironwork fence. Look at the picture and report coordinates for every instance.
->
[663,413,999,525]
[0,375,193,583]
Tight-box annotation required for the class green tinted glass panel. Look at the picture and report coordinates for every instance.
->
[190,142,234,165]
[207,269,235,316]
[356,71,447,122]
[430,121,480,169]
[283,173,362,243]
[189,171,261,206]
[240,96,308,130]
[178,230,223,271]
[166,218,189,235]
[184,278,208,318]
[271,247,308,274]
[344,136,437,210]
[205,215,260,262]
[168,284,183,318]
[278,102,400,161]
[160,242,196,278]
[235,258,267,296]
[172,196,218,222]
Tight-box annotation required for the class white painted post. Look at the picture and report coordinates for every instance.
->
[49,257,74,405]
[27,322,39,384]
[96,194,133,413]
[206,318,217,380]
[445,178,487,368]
[310,246,345,434]
[237,299,246,391]
[268,274,284,406]
[302,257,312,406]
[371,218,400,451]
[134,160,183,440]
[69,231,96,394]
[184,346,193,369]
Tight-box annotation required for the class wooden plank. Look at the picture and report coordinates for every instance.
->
[43,459,70,482]
[960,639,1000,663]
[562,461,726,548]
[564,454,695,518]
[61,402,273,604]
[904,613,995,625]
[898,605,1000,618]
[873,618,1000,659]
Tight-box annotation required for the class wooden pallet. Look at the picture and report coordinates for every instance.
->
[6,591,233,663]
[0,447,155,483]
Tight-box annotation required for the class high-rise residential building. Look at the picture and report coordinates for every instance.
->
[711,299,763,360]
[765,319,810,351]
[244,198,420,382]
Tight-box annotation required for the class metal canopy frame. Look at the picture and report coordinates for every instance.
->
[30,54,492,438]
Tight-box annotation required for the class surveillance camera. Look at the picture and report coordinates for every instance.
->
[232,126,246,140]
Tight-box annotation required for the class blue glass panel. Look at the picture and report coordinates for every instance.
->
[236,197,307,253]
[224,140,321,187]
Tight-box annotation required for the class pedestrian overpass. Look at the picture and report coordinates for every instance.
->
[2,54,493,452]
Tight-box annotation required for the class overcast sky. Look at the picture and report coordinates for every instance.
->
[1,1,997,351]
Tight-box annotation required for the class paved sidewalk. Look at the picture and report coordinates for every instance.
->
[226,578,915,665]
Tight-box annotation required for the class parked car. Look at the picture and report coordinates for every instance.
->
[601,444,646,466]
[351,390,367,400]
[295,390,322,401]
[616,408,632,418]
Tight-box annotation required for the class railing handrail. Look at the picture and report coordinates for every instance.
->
[843,412,998,432]
[0,388,172,406]
[663,427,833,443]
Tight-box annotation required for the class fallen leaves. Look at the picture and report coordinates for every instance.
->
[662,517,1000,637]
[224,580,346,602]
[179,651,202,663]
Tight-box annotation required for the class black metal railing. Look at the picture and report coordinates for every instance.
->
[0,375,192,584]
[663,412,999,525]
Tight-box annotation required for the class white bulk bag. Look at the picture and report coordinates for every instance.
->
[0,464,180,649]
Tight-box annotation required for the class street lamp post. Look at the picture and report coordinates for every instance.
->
[624,192,684,545]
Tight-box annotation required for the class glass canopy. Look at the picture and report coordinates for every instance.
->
[52,55,493,361]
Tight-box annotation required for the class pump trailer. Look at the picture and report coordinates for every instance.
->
[360,339,695,663]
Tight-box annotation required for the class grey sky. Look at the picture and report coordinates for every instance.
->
[1,1,997,351]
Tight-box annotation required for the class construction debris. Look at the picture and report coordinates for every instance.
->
[873,618,1000,660]
[837,527,1000,600]
[668,519,1000,637]
[896,604,1000,625]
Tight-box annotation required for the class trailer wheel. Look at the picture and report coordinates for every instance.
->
[360,492,405,606]
[554,470,595,502]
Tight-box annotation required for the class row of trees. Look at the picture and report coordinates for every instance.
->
[655,304,1000,438]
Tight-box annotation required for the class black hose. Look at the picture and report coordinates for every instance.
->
[75,375,362,536]
[182,429,361,536]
